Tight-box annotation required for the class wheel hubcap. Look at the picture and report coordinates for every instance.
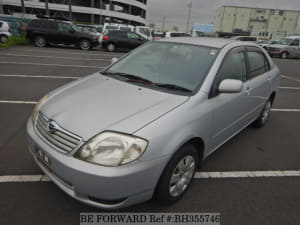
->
[108,44,114,51]
[81,41,89,49]
[169,155,195,197]
[1,36,8,43]
[36,37,45,46]
[262,101,271,123]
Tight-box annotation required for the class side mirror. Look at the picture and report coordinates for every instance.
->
[218,79,243,94]
[111,57,118,64]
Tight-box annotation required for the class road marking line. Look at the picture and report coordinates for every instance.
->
[194,170,300,179]
[0,61,104,69]
[279,86,300,90]
[0,74,79,79]
[0,53,111,61]
[281,75,300,82]
[1,170,300,183]
[271,109,300,112]
[0,100,37,104]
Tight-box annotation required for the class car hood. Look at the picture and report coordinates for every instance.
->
[268,44,287,48]
[41,74,189,141]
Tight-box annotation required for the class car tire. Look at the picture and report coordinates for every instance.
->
[280,52,288,59]
[253,98,273,128]
[0,35,9,44]
[79,39,91,50]
[107,43,116,52]
[154,144,198,204]
[34,36,47,47]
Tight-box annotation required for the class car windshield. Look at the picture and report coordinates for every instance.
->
[278,38,293,45]
[103,42,219,94]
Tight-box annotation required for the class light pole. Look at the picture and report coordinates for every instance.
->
[69,0,72,21]
[45,0,49,16]
[162,16,166,32]
[186,2,192,33]
[21,0,26,16]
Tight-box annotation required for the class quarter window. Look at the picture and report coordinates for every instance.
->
[247,51,270,79]
[58,23,73,32]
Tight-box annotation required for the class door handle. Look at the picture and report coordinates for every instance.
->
[245,87,252,95]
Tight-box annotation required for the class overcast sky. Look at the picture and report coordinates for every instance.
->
[146,0,300,31]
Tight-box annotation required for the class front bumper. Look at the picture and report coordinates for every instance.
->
[27,118,169,209]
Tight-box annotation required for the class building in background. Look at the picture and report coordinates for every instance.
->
[0,0,147,26]
[214,5,300,40]
[192,24,215,37]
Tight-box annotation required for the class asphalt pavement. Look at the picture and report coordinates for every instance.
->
[0,45,299,225]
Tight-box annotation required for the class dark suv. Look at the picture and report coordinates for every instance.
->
[102,30,147,52]
[26,17,100,50]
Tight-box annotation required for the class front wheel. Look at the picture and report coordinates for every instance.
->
[34,36,47,47]
[79,39,91,50]
[281,52,288,59]
[253,99,272,128]
[155,144,198,204]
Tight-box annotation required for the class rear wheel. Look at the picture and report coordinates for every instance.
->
[34,36,47,47]
[79,39,91,50]
[281,52,288,59]
[107,43,116,52]
[253,98,272,128]
[0,35,8,44]
[155,144,198,204]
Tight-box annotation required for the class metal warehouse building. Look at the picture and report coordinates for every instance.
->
[0,0,147,25]
[214,5,300,40]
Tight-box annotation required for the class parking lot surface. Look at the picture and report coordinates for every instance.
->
[0,45,299,225]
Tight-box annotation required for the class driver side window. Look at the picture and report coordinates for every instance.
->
[290,39,299,46]
[210,50,246,97]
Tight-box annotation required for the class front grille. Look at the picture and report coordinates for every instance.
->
[35,113,82,153]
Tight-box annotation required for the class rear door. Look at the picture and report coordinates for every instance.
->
[244,47,273,121]
[289,39,300,58]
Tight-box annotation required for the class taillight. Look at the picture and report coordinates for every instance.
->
[8,28,11,33]
[103,36,109,40]
[152,36,156,40]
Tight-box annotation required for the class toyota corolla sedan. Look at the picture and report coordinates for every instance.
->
[27,38,280,209]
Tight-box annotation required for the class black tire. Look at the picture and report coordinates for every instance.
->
[0,35,9,44]
[79,39,91,50]
[107,43,116,52]
[155,144,198,204]
[253,98,273,128]
[280,52,288,59]
[34,36,47,47]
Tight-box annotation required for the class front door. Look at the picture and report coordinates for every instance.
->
[209,48,250,151]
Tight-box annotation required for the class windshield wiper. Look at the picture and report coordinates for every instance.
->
[154,83,192,92]
[101,71,153,84]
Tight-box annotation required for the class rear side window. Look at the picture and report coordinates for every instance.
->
[127,32,140,39]
[110,31,126,38]
[247,51,270,79]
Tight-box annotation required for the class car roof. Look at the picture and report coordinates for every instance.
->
[285,36,300,39]
[157,37,238,48]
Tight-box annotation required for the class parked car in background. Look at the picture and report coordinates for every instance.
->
[77,24,101,42]
[164,32,192,38]
[27,38,280,209]
[101,30,147,52]
[258,40,279,49]
[0,20,12,43]
[267,36,300,59]
[26,16,100,50]
[230,36,258,42]
[0,15,29,35]
[152,31,164,40]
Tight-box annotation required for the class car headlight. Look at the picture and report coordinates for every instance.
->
[76,132,148,167]
[32,95,48,124]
